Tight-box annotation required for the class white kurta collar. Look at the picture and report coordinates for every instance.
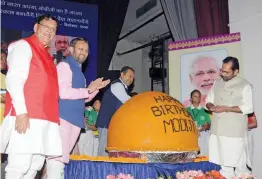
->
[119,78,128,89]
[190,105,202,110]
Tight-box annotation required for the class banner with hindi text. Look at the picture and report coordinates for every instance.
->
[1,0,98,84]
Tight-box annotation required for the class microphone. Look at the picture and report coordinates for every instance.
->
[55,50,65,64]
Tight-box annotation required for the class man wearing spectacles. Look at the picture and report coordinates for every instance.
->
[0,14,62,179]
[206,56,253,178]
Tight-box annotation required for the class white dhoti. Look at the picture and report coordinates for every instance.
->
[0,115,62,179]
[77,130,99,156]
[209,133,250,178]
[248,130,254,166]
[198,130,209,156]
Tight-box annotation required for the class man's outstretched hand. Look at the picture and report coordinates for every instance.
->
[88,78,111,93]
[210,105,228,113]
[97,79,110,90]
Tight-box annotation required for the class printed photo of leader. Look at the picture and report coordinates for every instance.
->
[180,49,228,108]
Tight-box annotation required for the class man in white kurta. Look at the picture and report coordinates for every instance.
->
[0,14,62,179]
[205,56,253,178]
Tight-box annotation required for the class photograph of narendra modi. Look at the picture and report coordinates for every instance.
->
[181,49,227,108]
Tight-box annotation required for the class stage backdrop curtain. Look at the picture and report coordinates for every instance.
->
[96,0,129,78]
[65,161,221,179]
[160,0,198,41]
[194,0,230,37]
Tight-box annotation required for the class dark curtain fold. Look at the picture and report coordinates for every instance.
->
[160,0,198,41]
[97,0,129,78]
[194,0,229,37]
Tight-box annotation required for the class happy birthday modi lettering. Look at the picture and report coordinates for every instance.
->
[150,95,196,133]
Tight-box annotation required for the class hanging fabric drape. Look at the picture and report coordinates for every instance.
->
[160,0,198,41]
[194,0,229,37]
[65,160,221,179]
[97,0,130,78]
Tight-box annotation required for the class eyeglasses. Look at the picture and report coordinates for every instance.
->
[219,69,233,75]
[38,23,57,33]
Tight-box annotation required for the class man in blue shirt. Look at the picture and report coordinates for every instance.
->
[96,66,135,156]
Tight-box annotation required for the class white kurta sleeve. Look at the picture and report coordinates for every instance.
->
[204,81,215,110]
[111,82,131,103]
[5,40,32,115]
[239,84,253,115]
